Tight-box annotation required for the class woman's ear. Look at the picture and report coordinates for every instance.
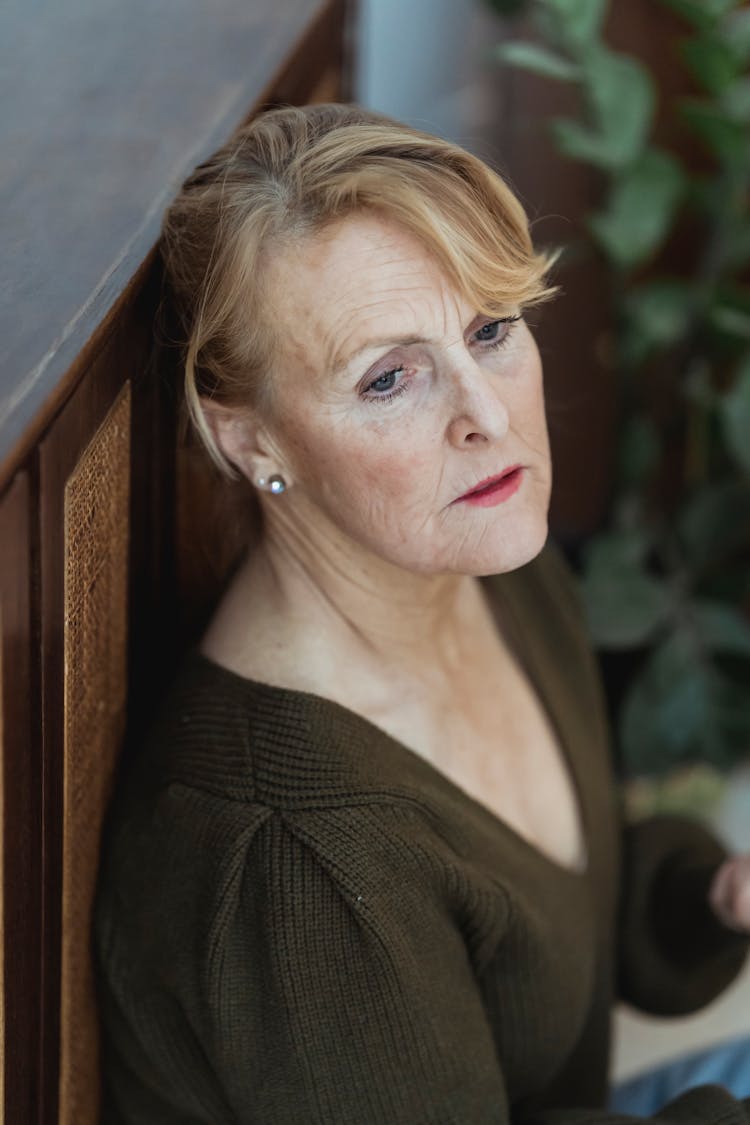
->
[198,395,287,485]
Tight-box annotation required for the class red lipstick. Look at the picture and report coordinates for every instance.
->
[452,465,524,507]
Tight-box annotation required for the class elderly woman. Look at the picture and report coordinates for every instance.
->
[94,104,750,1123]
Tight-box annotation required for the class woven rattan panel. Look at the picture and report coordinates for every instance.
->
[61,380,131,1124]
[0,601,4,1119]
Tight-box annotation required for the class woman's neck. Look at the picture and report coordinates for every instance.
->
[252,531,483,673]
[200,518,505,695]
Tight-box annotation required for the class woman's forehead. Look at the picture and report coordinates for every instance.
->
[270,214,468,336]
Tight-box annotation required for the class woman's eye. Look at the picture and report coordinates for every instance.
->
[474,315,521,347]
[361,365,409,406]
[360,317,522,407]
[368,369,401,394]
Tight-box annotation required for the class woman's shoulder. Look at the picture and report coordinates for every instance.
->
[117,645,412,807]
[97,639,522,927]
[100,644,462,877]
[109,535,589,835]
[95,674,494,987]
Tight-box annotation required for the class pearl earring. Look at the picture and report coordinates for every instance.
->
[257,474,287,494]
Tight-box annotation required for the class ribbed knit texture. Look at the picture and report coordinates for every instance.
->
[94,541,750,1123]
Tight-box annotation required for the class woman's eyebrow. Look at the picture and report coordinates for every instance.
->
[330,315,487,376]
[330,335,429,377]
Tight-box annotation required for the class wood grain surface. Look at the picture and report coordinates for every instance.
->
[0,470,39,1124]
[0,0,339,482]
[0,5,350,1118]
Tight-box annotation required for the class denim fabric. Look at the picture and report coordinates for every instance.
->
[608,1035,750,1115]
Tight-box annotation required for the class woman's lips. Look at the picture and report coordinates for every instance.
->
[453,466,524,507]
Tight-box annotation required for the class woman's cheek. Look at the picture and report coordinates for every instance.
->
[345,438,429,512]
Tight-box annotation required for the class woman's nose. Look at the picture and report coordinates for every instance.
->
[444,359,511,446]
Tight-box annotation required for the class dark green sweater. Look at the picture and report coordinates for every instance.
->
[94,541,750,1123]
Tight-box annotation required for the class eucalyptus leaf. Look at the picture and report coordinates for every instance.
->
[719,8,750,61]
[550,48,654,172]
[581,575,669,649]
[704,0,742,16]
[680,99,750,168]
[538,0,608,50]
[622,280,691,361]
[723,224,750,271]
[588,150,685,268]
[582,48,655,168]
[655,0,711,32]
[486,0,750,777]
[584,528,652,571]
[685,174,721,216]
[718,354,750,473]
[550,118,619,169]
[709,305,750,340]
[681,35,741,95]
[711,677,750,748]
[617,629,750,775]
[677,480,750,571]
[721,77,750,122]
[483,0,529,16]
[580,531,670,648]
[691,599,750,656]
[619,632,716,774]
[683,363,717,408]
[660,0,738,31]
[494,41,581,81]
[618,415,661,486]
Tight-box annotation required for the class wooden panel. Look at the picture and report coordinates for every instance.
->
[174,440,261,650]
[308,63,342,105]
[258,0,348,109]
[0,0,337,485]
[39,320,136,1124]
[124,263,182,746]
[59,382,131,1124]
[0,600,3,1119]
[35,243,183,1123]
[0,470,40,1125]
[0,7,350,1120]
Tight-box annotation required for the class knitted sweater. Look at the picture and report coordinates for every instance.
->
[94,541,750,1124]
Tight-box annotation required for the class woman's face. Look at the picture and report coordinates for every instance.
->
[259,211,552,577]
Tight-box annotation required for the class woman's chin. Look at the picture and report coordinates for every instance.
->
[385,511,550,578]
[450,512,550,577]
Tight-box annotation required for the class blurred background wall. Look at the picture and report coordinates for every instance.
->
[356,0,495,145]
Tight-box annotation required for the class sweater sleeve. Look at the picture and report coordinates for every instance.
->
[199,808,750,1125]
[97,790,750,1124]
[205,807,511,1123]
[616,812,750,1016]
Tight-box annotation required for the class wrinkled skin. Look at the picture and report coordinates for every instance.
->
[203,210,552,674]
[224,212,552,575]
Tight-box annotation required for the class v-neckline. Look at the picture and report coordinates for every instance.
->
[185,567,590,880]
[476,570,590,878]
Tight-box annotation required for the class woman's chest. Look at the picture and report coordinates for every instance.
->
[447,696,586,874]
[368,651,588,875]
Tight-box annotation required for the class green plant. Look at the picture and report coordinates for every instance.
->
[487,0,750,777]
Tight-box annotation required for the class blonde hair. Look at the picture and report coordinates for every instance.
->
[160,103,558,479]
